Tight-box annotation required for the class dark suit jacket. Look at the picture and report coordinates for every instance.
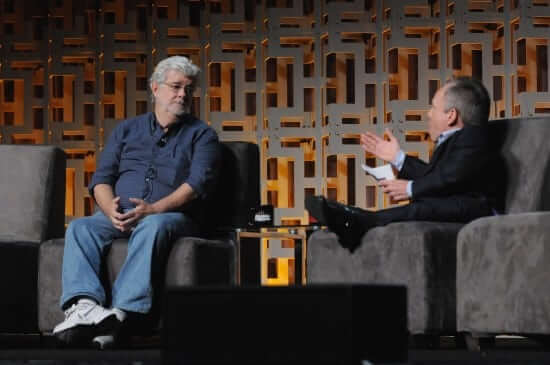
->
[397,125,496,210]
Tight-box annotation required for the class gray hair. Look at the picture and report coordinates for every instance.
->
[443,77,490,126]
[149,56,200,102]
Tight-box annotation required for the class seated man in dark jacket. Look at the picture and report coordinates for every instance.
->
[306,77,496,252]
[53,56,220,347]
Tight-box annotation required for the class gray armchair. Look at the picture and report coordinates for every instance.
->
[0,145,66,334]
[457,117,550,345]
[306,117,517,337]
[37,141,260,334]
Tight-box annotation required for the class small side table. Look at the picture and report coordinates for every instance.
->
[235,225,322,286]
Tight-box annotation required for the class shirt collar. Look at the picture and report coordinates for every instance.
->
[436,127,462,148]
[150,112,159,135]
[150,112,186,137]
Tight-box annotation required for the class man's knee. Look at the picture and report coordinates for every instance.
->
[408,197,485,223]
[66,216,94,237]
[138,214,170,232]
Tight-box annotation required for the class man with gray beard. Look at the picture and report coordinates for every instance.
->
[53,56,220,348]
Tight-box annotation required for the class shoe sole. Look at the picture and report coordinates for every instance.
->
[55,325,98,347]
[305,196,328,225]
[92,335,115,350]
[305,196,363,252]
[92,315,123,349]
[54,313,120,348]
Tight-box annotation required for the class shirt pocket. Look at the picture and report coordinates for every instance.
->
[157,152,191,188]
[156,164,178,189]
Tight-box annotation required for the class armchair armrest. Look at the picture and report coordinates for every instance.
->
[457,212,550,335]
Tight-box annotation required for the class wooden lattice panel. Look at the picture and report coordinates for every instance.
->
[1,0,549,231]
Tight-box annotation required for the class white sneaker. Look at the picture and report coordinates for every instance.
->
[53,298,117,346]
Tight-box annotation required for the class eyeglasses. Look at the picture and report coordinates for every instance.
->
[143,165,157,200]
[162,82,194,95]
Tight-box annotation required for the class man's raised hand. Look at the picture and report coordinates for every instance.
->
[360,128,400,163]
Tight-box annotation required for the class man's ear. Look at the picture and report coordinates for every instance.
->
[447,107,458,127]
[151,81,159,97]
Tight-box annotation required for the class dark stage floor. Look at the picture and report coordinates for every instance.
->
[3,335,550,364]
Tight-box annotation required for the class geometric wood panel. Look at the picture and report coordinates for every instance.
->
[2,0,550,227]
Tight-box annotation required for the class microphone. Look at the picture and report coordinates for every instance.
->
[158,137,167,147]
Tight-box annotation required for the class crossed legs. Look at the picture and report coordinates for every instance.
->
[56,211,198,347]
[306,195,492,252]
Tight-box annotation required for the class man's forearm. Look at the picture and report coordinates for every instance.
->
[93,184,116,214]
[150,182,197,213]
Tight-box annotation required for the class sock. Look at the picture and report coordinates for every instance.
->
[111,308,127,322]
[62,295,98,310]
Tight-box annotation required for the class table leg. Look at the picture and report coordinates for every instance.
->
[295,238,302,286]
[235,229,241,285]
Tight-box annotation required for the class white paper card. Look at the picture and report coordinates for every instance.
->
[361,163,395,180]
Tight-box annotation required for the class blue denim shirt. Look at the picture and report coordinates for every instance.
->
[89,112,220,219]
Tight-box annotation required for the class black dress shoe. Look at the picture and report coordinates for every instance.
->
[305,196,373,252]
[305,195,330,225]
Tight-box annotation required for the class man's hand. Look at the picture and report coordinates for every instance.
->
[379,179,410,202]
[361,128,400,163]
[107,198,158,232]
[115,198,158,229]
[104,196,134,232]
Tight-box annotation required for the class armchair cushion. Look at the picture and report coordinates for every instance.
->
[308,222,463,334]
[209,141,260,230]
[0,145,65,243]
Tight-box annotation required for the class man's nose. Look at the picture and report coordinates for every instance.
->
[176,87,186,97]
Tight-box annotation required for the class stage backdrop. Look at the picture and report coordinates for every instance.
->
[1,0,549,282]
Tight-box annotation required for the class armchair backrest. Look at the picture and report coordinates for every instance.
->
[209,141,260,231]
[489,117,550,214]
[0,145,66,243]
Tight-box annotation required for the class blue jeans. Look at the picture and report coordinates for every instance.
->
[60,211,198,313]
